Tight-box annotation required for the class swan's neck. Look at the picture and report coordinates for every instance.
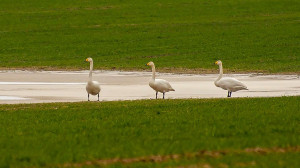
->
[151,65,156,80]
[215,63,223,84]
[89,61,93,81]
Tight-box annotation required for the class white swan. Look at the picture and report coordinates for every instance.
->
[146,61,175,99]
[214,60,248,97]
[85,57,101,101]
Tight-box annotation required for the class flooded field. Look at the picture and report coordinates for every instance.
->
[0,70,299,104]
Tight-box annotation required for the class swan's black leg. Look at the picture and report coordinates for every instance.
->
[230,92,232,97]
[163,93,165,99]
[156,92,158,99]
[227,91,230,97]
[97,93,99,101]
[88,94,90,101]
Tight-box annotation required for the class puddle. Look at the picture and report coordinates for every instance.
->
[0,82,85,85]
[0,96,30,100]
[0,70,299,104]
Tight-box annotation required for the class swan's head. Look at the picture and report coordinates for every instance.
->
[215,60,222,65]
[85,57,93,62]
[146,61,154,67]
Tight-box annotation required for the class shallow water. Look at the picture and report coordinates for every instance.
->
[0,70,299,104]
[0,82,85,85]
[0,96,30,100]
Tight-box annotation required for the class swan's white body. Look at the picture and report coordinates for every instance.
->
[215,77,247,92]
[86,81,101,95]
[86,58,101,101]
[149,79,174,93]
[147,62,175,99]
[215,60,247,97]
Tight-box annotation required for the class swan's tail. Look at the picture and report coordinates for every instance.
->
[170,88,175,91]
[242,83,248,90]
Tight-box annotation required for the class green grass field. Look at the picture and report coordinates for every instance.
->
[0,0,299,73]
[0,97,299,167]
[1,1,299,167]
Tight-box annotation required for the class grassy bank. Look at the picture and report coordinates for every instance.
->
[0,96,299,167]
[0,0,299,73]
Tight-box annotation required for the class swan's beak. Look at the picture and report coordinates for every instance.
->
[85,59,88,62]
[215,61,218,65]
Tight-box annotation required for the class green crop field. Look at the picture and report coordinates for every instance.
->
[1,0,299,167]
[0,0,299,73]
[0,96,299,167]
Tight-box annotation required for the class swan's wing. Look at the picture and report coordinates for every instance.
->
[155,79,175,91]
[218,77,247,90]
[92,81,101,90]
[92,81,100,85]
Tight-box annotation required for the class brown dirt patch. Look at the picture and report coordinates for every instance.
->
[55,146,299,167]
